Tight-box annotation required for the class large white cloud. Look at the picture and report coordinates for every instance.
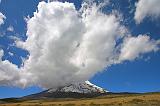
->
[0,12,6,26]
[0,1,159,89]
[21,1,128,88]
[134,0,160,23]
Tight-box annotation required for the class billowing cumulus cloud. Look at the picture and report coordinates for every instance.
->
[0,1,160,89]
[0,12,6,26]
[134,0,160,23]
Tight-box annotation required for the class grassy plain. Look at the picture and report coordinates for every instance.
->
[0,92,160,106]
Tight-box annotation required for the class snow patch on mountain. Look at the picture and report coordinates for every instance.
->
[48,81,108,94]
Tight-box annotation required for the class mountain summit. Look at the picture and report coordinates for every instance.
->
[23,81,108,99]
[48,81,108,94]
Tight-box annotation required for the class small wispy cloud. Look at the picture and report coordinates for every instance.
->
[8,52,14,56]
[0,12,6,26]
[7,25,14,32]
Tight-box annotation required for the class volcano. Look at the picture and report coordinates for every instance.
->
[23,81,108,99]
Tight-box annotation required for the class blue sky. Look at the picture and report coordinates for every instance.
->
[0,0,160,98]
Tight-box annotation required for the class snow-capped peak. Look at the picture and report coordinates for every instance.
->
[85,81,107,92]
[48,81,108,94]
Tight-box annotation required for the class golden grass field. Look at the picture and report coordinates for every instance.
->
[0,93,160,106]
